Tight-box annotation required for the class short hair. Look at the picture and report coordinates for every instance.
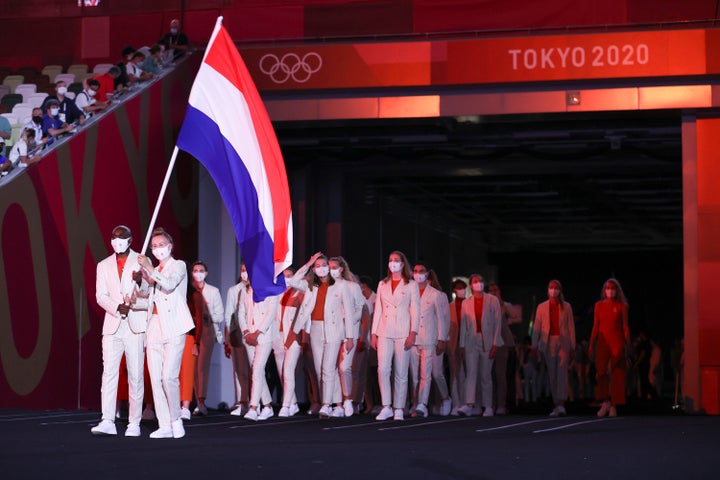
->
[149,45,161,54]
[192,260,208,271]
[132,52,146,60]
[108,66,121,76]
[121,45,136,57]
[24,128,35,139]
[45,99,60,108]
[151,227,173,244]
[359,275,373,287]
[87,79,100,88]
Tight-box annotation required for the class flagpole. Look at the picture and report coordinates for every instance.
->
[142,145,180,253]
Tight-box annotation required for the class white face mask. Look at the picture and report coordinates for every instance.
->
[50,108,59,116]
[414,273,427,283]
[330,268,342,279]
[87,89,97,97]
[193,272,206,283]
[170,28,178,35]
[388,261,403,273]
[471,282,484,292]
[454,289,466,299]
[152,245,171,261]
[240,271,249,282]
[110,237,130,254]
[314,266,329,278]
[57,86,67,95]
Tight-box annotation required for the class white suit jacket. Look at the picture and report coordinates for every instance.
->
[96,250,149,335]
[371,278,420,340]
[278,288,304,343]
[459,293,503,351]
[337,278,364,340]
[144,257,194,340]
[415,285,450,346]
[532,300,575,354]
[239,289,281,345]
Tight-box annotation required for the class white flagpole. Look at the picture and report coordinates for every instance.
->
[141,145,180,253]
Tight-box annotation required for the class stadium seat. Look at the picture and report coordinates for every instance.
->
[41,65,63,81]
[53,73,76,85]
[0,85,10,102]
[0,113,17,125]
[25,93,48,108]
[92,63,114,75]
[14,84,38,100]
[2,75,24,93]
[68,82,84,95]
[0,93,23,112]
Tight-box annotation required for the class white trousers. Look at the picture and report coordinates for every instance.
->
[244,341,273,407]
[544,336,570,405]
[281,341,302,407]
[410,344,450,407]
[146,315,185,429]
[310,321,342,405]
[337,341,356,400]
[464,335,494,408]
[377,336,410,409]
[100,320,145,424]
[352,348,368,404]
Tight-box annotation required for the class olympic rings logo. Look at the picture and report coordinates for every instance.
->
[259,52,323,84]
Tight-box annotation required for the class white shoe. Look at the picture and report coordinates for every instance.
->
[193,404,208,416]
[180,407,191,421]
[125,423,141,437]
[258,406,274,420]
[549,406,560,417]
[91,419,117,436]
[375,406,394,421]
[230,404,248,417]
[141,406,155,421]
[343,399,354,417]
[331,406,345,418]
[289,404,300,417]
[556,405,566,416]
[278,406,290,417]
[244,408,259,421]
[413,403,428,418]
[597,401,611,417]
[482,407,494,417]
[318,405,332,418]
[450,406,460,416]
[440,399,452,417]
[149,427,173,439]
[171,419,185,438]
[457,405,474,417]
[393,408,404,421]
[609,406,617,417]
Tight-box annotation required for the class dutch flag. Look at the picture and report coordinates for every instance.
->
[177,17,293,302]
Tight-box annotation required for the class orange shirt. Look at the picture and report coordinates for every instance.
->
[474,295,484,333]
[454,299,462,323]
[593,299,629,347]
[549,300,560,336]
[310,282,329,321]
[116,255,127,279]
[391,279,400,293]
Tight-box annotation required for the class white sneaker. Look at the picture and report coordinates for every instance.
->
[549,406,560,417]
[258,406,274,420]
[597,401,611,417]
[125,423,141,437]
[413,403,428,418]
[171,419,185,438]
[482,407,494,417]
[244,408,259,421]
[375,406,394,421]
[141,406,155,421]
[278,406,290,417]
[180,407,191,421]
[193,404,208,416]
[457,404,474,417]
[149,427,173,439]
[556,405,566,416]
[318,405,332,418]
[440,399,452,416]
[393,408,404,421]
[230,404,248,417]
[331,406,345,418]
[91,419,117,436]
[450,406,460,416]
[289,404,300,417]
[609,406,617,417]
[343,399,354,417]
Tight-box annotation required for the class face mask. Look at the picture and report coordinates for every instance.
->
[50,108,59,116]
[170,28,178,35]
[57,87,67,95]
[87,89,97,97]
[110,238,130,254]
[414,273,427,283]
[152,245,171,261]
[240,271,249,282]
[193,272,206,283]
[388,261,403,273]
[314,266,329,278]
[471,282,484,292]
[454,289,466,299]
[330,268,342,279]
[32,116,42,124]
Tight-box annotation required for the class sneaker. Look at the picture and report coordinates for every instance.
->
[496,407,507,416]
[413,403,428,418]
[289,404,300,417]
[91,419,117,436]
[482,407,494,417]
[393,408,404,421]
[171,419,185,438]
[331,406,345,418]
[278,406,290,417]
[244,408,259,421]
[608,405,617,417]
[343,399,354,417]
[180,407,191,421]
[193,404,208,416]
[450,406,460,416]
[375,406,394,421]
[318,405,332,418]
[457,404,474,417]
[440,399,452,417]
[149,427,173,439]
[125,423,141,437]
[549,406,560,417]
[597,401,611,417]
[230,404,248,417]
[258,406,274,420]
[556,405,567,416]
[141,406,155,421]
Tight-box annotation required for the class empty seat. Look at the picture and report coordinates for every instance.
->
[92,63,114,75]
[2,75,24,93]
[53,73,76,85]
[16,66,39,78]
[24,93,48,108]
[12,104,33,121]
[1,113,17,125]
[0,93,23,112]
[67,64,88,76]
[0,84,10,102]
[14,84,37,99]
[41,65,63,80]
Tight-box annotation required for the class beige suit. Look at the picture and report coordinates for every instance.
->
[532,300,575,404]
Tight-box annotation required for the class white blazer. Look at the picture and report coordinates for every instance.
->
[145,257,194,340]
[200,283,224,325]
[278,288,304,342]
[371,278,420,340]
[336,278,364,339]
[459,293,503,351]
[532,300,575,354]
[96,250,149,335]
[239,288,281,345]
[415,285,450,346]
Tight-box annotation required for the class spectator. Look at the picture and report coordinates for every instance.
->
[160,19,190,61]
[75,79,108,118]
[115,45,135,91]
[42,99,75,145]
[41,81,86,126]
[0,114,10,148]
[127,51,154,84]
[8,128,38,168]
[23,108,46,147]
[93,66,122,102]
[0,139,9,176]
[142,45,163,74]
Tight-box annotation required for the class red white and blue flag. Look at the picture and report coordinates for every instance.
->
[177,17,293,302]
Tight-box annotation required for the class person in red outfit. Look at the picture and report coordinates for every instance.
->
[589,278,630,417]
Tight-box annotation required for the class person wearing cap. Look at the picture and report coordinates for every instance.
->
[41,100,75,145]
[531,279,575,417]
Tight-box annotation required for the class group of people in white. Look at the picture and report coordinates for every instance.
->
[91,224,630,439]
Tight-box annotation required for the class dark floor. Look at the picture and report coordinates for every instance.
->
[2,398,718,480]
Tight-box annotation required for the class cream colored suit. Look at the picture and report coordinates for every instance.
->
[532,300,575,404]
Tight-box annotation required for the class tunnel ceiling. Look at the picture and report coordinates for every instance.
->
[275,110,682,253]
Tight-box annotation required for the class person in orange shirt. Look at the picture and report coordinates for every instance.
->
[179,283,203,420]
[589,278,630,417]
